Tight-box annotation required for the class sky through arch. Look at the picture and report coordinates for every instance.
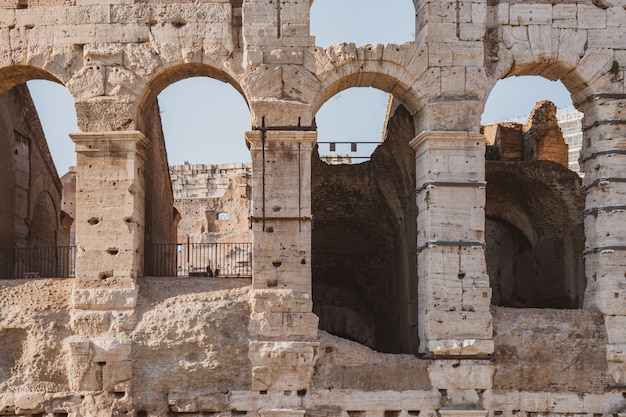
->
[157,77,251,166]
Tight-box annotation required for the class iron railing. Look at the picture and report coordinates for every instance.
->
[0,246,77,279]
[145,242,252,278]
[317,141,382,162]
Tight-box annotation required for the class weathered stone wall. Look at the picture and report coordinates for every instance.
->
[0,84,69,252]
[171,162,252,244]
[0,0,626,416]
[143,99,177,247]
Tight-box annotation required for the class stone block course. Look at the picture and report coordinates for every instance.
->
[0,0,625,415]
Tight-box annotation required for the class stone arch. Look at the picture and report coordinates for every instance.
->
[135,62,249,136]
[135,63,253,274]
[0,65,66,98]
[29,190,58,248]
[480,44,607,310]
[485,161,585,309]
[312,44,423,118]
[311,57,420,353]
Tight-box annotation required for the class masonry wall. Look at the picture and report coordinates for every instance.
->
[0,84,68,251]
[1,0,626,416]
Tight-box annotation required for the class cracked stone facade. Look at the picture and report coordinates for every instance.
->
[1,0,626,416]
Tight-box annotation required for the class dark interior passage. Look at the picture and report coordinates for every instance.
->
[311,102,418,354]
[485,160,585,309]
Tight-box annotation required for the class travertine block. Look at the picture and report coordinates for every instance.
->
[168,394,198,413]
[91,338,132,362]
[546,392,585,413]
[509,4,553,26]
[585,182,626,209]
[102,361,132,392]
[582,392,626,413]
[584,211,626,249]
[249,311,319,338]
[196,393,229,412]
[72,287,138,310]
[249,341,317,367]
[252,365,314,391]
[422,310,493,340]
[418,246,488,279]
[553,4,578,28]
[70,310,111,334]
[428,361,494,390]
[439,408,486,417]
[482,390,521,410]
[605,315,626,344]
[251,289,313,313]
[426,339,494,356]
[518,391,549,411]
[258,408,306,417]
[577,5,607,29]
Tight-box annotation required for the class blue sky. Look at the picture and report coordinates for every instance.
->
[27,0,573,174]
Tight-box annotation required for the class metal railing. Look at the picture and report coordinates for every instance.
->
[145,242,252,278]
[0,246,77,279]
[317,141,382,162]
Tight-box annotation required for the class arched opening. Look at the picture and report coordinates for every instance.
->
[482,75,586,308]
[312,85,419,353]
[138,70,253,278]
[316,87,389,164]
[310,0,414,48]
[0,69,76,278]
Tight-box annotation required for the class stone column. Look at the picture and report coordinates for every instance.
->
[245,129,319,395]
[578,111,626,384]
[66,131,148,393]
[411,131,494,409]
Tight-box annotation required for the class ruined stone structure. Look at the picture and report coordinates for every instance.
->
[2,0,626,416]
[170,162,252,244]
[0,84,72,277]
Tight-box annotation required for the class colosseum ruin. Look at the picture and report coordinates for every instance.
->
[1,0,626,416]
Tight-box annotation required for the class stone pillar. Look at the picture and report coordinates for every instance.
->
[66,131,148,393]
[245,129,319,394]
[412,131,494,410]
[579,115,626,384]
[410,131,493,357]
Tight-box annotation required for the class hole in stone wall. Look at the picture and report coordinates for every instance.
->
[99,271,113,280]
[297,389,307,397]
[136,412,148,417]
[482,76,586,309]
[106,247,119,255]
[88,217,100,226]
[272,260,282,268]
[384,411,401,417]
